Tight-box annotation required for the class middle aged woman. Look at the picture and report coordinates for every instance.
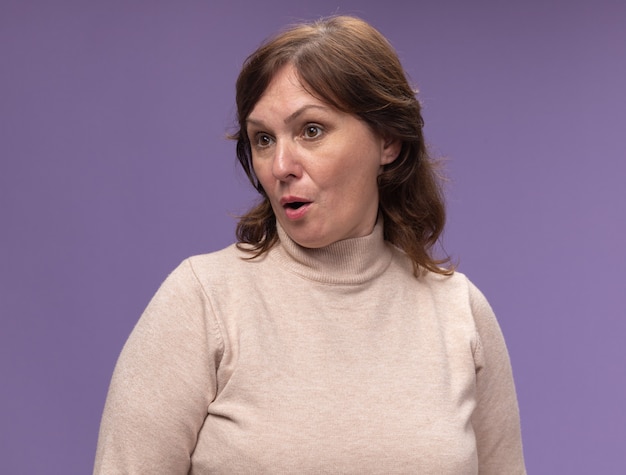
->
[94,15,526,474]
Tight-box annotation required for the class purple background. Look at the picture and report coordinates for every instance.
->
[2,0,625,473]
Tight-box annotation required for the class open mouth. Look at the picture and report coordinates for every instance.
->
[280,197,312,219]
[284,201,307,210]
[281,198,312,219]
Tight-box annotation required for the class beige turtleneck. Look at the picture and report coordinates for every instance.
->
[94,222,526,474]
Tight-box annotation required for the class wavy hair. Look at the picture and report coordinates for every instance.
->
[231,15,453,276]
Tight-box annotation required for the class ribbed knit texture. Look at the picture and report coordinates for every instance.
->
[94,221,526,474]
[273,221,392,284]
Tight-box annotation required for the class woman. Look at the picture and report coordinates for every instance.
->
[94,16,526,474]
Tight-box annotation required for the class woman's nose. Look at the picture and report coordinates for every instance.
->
[272,139,302,181]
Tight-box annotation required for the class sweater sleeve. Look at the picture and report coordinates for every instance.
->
[94,259,222,474]
[468,281,526,474]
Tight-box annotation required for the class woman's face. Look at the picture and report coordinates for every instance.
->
[247,65,399,248]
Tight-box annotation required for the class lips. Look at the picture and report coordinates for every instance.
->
[280,196,312,220]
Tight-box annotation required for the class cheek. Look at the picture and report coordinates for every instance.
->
[251,158,270,185]
[318,164,375,203]
[318,148,380,192]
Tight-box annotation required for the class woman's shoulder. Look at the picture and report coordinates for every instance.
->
[386,246,488,309]
[186,242,249,265]
[176,243,270,286]
[406,261,491,311]
[388,246,473,288]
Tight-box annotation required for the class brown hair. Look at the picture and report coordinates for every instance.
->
[232,15,453,276]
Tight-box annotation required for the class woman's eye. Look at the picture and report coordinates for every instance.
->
[303,125,323,139]
[254,133,273,148]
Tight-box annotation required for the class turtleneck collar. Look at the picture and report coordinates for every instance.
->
[271,219,393,285]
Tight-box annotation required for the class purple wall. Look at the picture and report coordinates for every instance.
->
[2,1,625,473]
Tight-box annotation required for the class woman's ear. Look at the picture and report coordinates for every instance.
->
[380,138,401,165]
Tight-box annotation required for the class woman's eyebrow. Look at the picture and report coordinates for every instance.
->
[283,104,329,124]
[246,104,329,128]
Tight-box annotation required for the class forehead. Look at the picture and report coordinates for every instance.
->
[247,65,329,123]
[258,66,316,104]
